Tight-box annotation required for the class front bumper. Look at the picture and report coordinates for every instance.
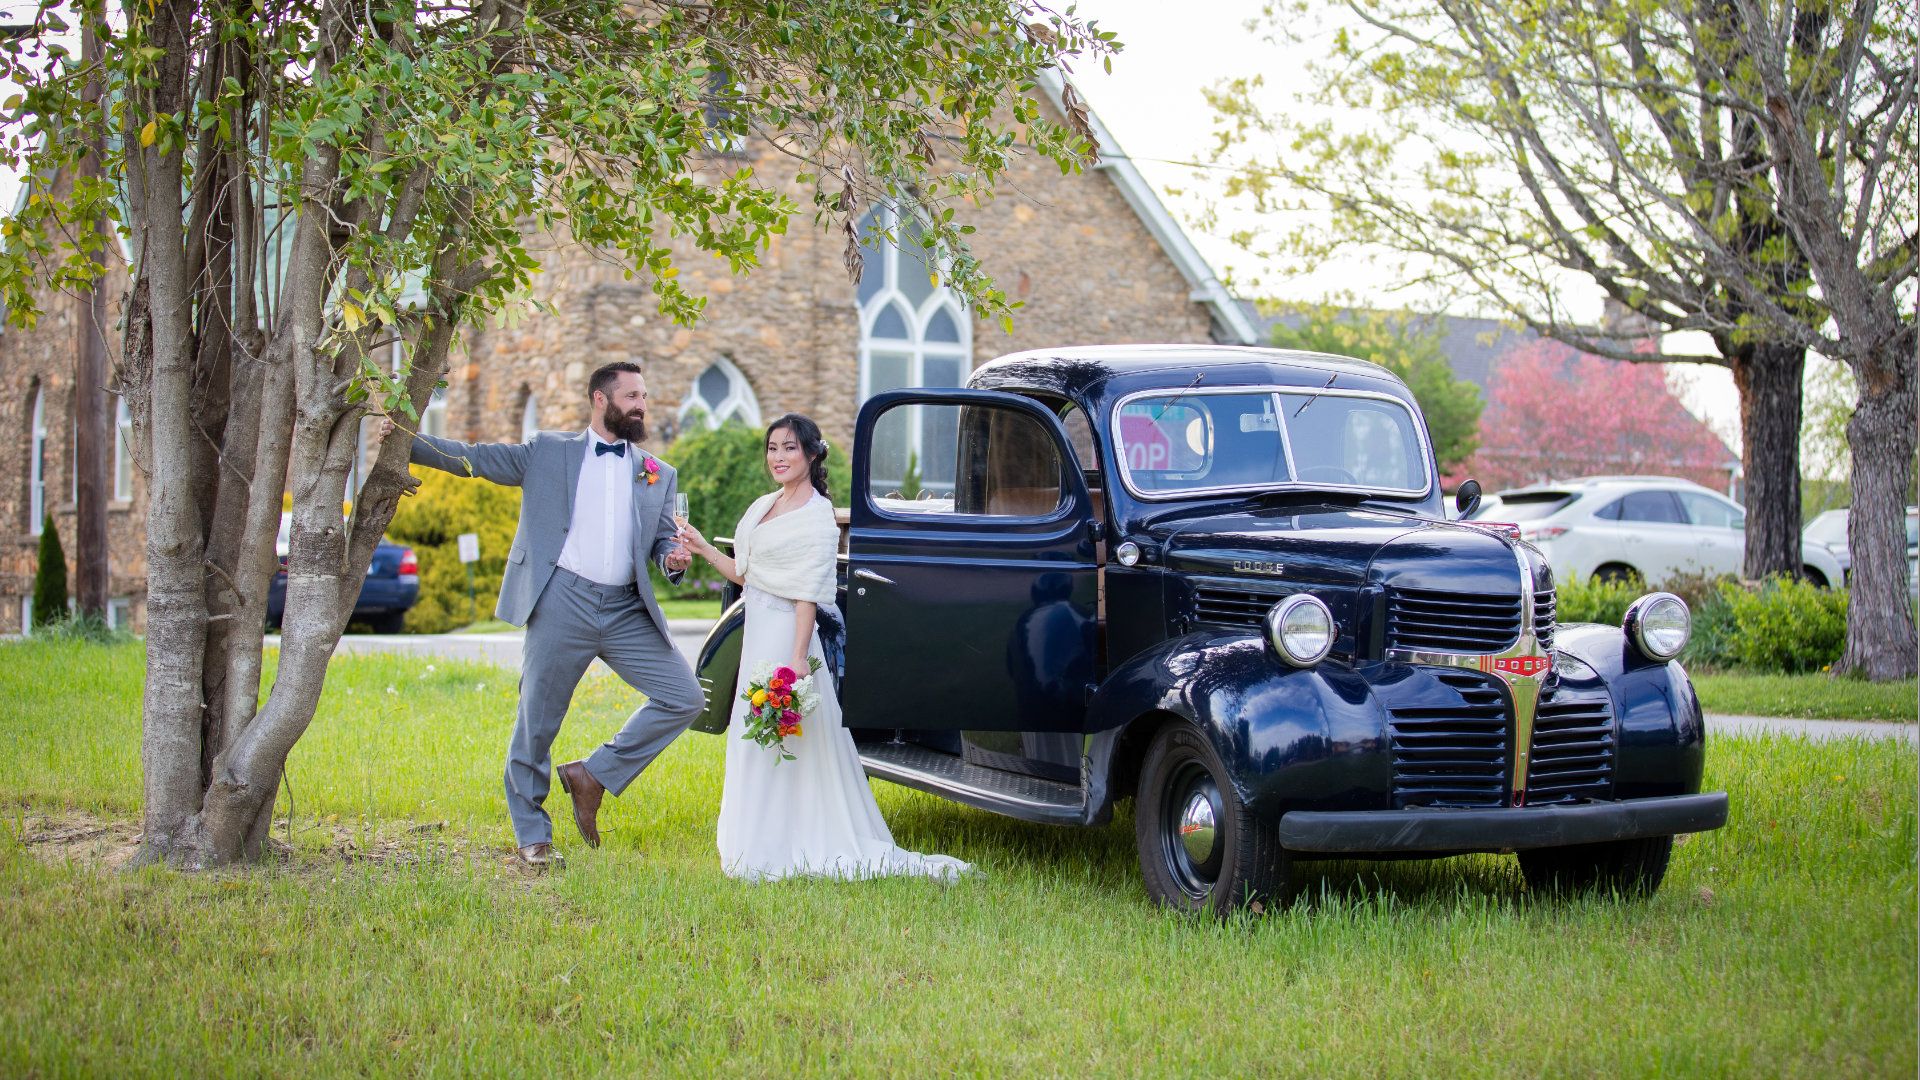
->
[1276,792,1728,854]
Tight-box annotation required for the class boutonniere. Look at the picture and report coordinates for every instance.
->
[640,454,660,485]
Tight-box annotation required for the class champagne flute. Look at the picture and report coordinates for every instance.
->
[672,492,690,534]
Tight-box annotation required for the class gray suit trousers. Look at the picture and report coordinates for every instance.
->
[509,568,705,847]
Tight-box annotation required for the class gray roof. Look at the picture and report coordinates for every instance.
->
[1237,301,1532,391]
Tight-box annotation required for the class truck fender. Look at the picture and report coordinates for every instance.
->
[689,598,849,737]
[690,600,748,735]
[1082,631,1389,826]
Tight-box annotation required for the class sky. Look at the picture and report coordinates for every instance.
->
[0,0,1757,452]
[1061,0,1750,454]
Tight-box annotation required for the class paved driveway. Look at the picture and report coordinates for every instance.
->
[289,626,1917,744]
[269,620,714,672]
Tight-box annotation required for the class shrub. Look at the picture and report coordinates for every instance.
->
[1719,575,1849,674]
[31,514,68,630]
[1554,569,1747,671]
[385,468,522,633]
[1552,572,1642,626]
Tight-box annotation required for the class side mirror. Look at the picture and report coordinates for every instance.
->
[1454,478,1483,520]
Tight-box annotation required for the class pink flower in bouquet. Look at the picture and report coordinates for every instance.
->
[782,708,800,724]
[775,666,799,683]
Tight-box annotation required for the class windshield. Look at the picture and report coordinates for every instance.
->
[1474,493,1573,522]
[1113,389,1428,497]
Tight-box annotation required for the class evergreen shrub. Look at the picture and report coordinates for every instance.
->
[31,514,68,629]
[1719,575,1849,674]
[385,468,521,633]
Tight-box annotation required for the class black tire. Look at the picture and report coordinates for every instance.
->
[1518,836,1674,897]
[1593,563,1642,586]
[1801,566,1830,588]
[364,611,406,635]
[1134,722,1290,917]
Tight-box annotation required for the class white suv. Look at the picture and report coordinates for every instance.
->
[1470,476,1846,587]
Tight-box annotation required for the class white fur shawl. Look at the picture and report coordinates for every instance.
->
[734,491,839,606]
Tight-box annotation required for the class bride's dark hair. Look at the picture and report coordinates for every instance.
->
[766,413,831,498]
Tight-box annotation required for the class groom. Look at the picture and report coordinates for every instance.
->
[385,361,704,867]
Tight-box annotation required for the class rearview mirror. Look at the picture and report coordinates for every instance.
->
[1454,479,1483,520]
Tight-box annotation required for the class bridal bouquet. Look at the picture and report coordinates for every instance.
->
[739,658,823,763]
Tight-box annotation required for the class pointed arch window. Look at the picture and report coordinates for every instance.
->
[679,356,762,430]
[517,390,540,443]
[113,398,133,501]
[28,386,45,535]
[856,206,972,494]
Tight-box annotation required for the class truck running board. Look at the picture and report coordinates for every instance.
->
[857,741,1084,826]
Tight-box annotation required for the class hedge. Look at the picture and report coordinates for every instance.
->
[385,467,522,633]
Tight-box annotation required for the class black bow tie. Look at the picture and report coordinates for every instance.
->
[594,441,626,458]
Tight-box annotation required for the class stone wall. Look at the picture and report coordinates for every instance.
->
[448,92,1214,457]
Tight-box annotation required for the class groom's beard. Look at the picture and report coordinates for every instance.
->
[603,405,647,443]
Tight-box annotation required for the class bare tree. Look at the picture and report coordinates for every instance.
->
[1208,0,1916,677]
[0,0,1116,865]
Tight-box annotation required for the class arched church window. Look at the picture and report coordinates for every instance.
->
[421,389,447,439]
[856,206,971,495]
[679,356,762,429]
[27,385,45,535]
[521,389,540,442]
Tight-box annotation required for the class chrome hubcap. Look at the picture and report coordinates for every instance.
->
[1179,792,1218,865]
[1162,761,1225,900]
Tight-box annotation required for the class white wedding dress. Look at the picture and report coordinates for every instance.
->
[713,492,971,883]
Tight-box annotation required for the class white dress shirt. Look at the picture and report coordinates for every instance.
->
[556,431,636,586]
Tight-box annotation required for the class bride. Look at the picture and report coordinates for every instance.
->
[677,413,971,883]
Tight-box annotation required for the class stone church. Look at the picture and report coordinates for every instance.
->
[0,72,1254,633]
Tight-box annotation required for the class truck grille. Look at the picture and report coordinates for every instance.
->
[1386,670,1510,808]
[1387,587,1522,654]
[1526,681,1613,803]
[1534,589,1557,653]
[1192,587,1274,628]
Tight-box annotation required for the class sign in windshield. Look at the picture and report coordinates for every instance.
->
[1113,389,1429,497]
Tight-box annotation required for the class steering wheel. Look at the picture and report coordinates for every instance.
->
[1298,465,1359,485]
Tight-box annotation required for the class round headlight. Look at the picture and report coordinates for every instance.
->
[1624,592,1691,660]
[1115,541,1141,567]
[1265,593,1335,667]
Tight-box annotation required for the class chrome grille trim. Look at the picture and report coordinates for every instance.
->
[1386,586,1523,653]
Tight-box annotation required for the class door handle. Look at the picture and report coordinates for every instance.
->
[852,568,895,585]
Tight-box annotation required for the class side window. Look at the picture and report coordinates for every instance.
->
[1617,490,1685,523]
[1592,498,1622,521]
[1679,492,1743,531]
[867,402,1063,517]
[1058,404,1099,475]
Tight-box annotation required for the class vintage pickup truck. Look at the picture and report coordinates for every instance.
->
[692,345,1729,915]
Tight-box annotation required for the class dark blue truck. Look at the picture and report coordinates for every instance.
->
[693,346,1728,915]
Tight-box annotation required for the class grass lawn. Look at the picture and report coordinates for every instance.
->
[1694,672,1918,721]
[0,640,1913,1078]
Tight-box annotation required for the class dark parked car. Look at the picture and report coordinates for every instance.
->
[267,512,420,633]
[694,346,1728,915]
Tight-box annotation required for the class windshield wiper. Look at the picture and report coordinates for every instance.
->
[1154,371,1205,420]
[1291,373,1338,417]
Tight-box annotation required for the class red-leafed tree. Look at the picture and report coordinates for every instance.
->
[1466,341,1733,492]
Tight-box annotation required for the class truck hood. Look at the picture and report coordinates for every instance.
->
[1160,506,1529,595]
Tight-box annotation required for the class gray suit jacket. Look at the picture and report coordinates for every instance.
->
[409,430,686,629]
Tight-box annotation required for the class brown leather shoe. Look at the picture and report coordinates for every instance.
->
[517,842,562,869]
[554,760,605,848]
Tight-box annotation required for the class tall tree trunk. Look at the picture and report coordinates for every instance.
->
[1836,329,1919,681]
[131,0,212,864]
[1728,340,1805,580]
[71,21,111,620]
